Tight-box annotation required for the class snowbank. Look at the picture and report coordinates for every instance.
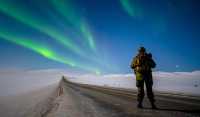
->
[0,84,58,117]
[67,71,200,95]
[0,69,63,96]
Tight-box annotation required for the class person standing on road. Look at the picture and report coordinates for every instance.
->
[130,47,157,109]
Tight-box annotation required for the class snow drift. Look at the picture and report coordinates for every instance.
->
[68,71,200,95]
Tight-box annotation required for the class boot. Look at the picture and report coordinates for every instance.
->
[151,102,157,109]
[137,102,143,108]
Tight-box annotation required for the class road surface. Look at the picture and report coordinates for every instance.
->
[44,78,200,117]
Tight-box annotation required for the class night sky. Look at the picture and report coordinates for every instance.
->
[0,0,200,74]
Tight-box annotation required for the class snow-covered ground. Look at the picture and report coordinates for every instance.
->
[0,69,199,117]
[67,71,200,96]
[0,84,58,117]
[0,69,65,96]
[0,69,83,117]
[1,69,199,96]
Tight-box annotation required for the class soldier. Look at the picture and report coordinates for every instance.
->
[131,47,157,109]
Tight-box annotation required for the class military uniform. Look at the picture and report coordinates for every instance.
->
[131,47,156,109]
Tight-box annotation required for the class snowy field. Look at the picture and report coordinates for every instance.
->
[0,69,64,117]
[0,69,199,96]
[0,84,58,117]
[0,69,66,96]
[0,69,199,117]
[68,71,200,96]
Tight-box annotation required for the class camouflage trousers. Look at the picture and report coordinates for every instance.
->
[136,73,155,103]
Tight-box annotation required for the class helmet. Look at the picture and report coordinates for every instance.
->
[138,46,146,52]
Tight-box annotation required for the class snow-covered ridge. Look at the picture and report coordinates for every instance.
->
[0,69,200,96]
[67,70,200,96]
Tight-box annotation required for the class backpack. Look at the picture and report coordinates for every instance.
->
[133,54,151,73]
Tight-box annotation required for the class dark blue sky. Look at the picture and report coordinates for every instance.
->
[0,0,200,74]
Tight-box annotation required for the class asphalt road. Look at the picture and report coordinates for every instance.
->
[45,79,200,117]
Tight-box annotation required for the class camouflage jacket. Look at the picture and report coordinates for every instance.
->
[131,53,156,73]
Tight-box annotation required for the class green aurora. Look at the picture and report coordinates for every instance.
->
[50,0,96,51]
[0,30,101,74]
[120,0,142,18]
[0,0,84,56]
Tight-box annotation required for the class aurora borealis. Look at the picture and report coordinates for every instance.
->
[0,30,101,74]
[120,0,142,18]
[50,0,96,51]
[0,0,84,56]
[0,0,200,73]
[0,0,101,74]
